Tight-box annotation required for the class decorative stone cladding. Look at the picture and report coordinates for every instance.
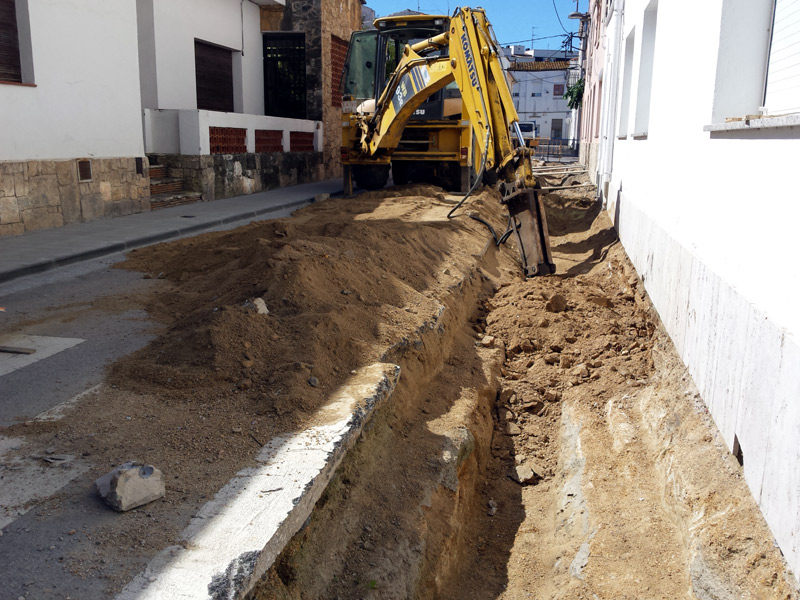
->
[0,158,150,238]
[262,0,362,180]
[149,151,323,203]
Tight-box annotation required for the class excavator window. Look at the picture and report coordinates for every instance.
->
[342,30,378,102]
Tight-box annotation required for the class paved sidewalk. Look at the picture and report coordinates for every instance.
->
[0,179,342,284]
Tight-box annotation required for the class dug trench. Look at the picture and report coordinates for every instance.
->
[1,177,796,599]
[249,179,799,599]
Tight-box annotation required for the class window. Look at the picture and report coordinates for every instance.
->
[618,28,636,136]
[552,118,563,139]
[709,0,790,124]
[634,0,658,136]
[531,92,542,97]
[553,84,565,96]
[513,92,520,97]
[764,0,800,114]
[263,33,307,119]
[195,40,234,112]
[0,0,21,82]
[330,34,349,108]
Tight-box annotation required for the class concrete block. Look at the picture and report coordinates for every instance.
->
[0,197,19,224]
[95,463,165,512]
[56,161,77,186]
[80,193,105,221]
[27,175,60,207]
[21,206,63,232]
[39,160,57,175]
[0,222,24,238]
[0,172,16,197]
[59,184,82,224]
[100,181,113,202]
[13,173,28,197]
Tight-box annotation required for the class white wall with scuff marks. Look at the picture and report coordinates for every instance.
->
[0,0,144,161]
[601,0,800,578]
[137,0,265,115]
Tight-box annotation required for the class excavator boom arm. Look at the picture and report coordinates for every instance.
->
[356,7,555,277]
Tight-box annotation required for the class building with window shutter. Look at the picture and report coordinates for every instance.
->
[0,0,363,237]
[577,0,800,582]
[0,0,148,237]
[503,46,577,142]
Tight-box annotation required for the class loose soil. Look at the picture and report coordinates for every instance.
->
[249,172,799,600]
[2,171,797,599]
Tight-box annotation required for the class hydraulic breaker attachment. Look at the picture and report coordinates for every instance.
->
[500,181,555,277]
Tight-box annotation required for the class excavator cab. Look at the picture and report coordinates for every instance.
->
[341,15,476,192]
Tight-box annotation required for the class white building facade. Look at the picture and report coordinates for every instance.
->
[0,0,149,236]
[504,47,576,141]
[584,0,800,578]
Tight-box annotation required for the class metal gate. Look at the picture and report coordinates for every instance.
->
[263,33,307,119]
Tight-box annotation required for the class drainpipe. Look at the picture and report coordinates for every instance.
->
[597,0,624,205]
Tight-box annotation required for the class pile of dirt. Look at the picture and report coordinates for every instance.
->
[3,184,517,593]
[111,184,507,432]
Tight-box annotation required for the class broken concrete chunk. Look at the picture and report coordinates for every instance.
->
[545,294,568,313]
[509,461,546,485]
[95,463,165,512]
[252,298,269,315]
[509,464,536,485]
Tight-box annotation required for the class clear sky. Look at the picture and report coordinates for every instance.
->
[362,0,588,51]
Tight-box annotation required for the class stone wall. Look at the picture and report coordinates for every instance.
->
[0,158,150,238]
[151,152,324,202]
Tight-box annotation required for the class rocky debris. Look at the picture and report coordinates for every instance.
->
[545,294,568,313]
[508,463,541,485]
[587,294,613,308]
[572,364,590,378]
[559,355,575,369]
[95,463,165,512]
[520,398,546,415]
[544,353,560,365]
[505,423,522,436]
[480,335,496,348]
[543,390,561,403]
[307,376,319,387]
[243,297,270,315]
[499,388,516,404]
[488,499,498,516]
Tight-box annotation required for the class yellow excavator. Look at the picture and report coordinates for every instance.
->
[341,7,555,277]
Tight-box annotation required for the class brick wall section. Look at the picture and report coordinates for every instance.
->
[210,127,247,154]
[255,130,283,153]
[0,158,150,238]
[290,131,315,152]
[330,34,349,107]
[321,0,363,179]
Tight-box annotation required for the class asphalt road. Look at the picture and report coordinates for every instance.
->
[0,205,303,600]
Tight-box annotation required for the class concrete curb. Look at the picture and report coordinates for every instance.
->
[0,197,313,285]
[116,363,401,600]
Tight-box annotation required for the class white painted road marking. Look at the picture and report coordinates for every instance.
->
[0,334,85,377]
